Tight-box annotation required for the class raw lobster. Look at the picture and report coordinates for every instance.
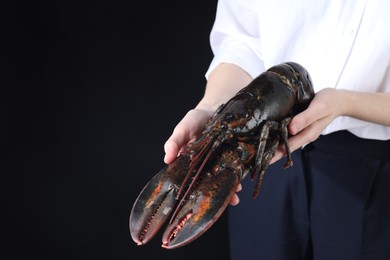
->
[129,62,315,249]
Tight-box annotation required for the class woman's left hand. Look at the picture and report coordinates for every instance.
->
[271,88,343,163]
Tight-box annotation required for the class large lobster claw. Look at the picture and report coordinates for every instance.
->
[129,146,248,249]
[129,154,191,246]
[161,161,241,249]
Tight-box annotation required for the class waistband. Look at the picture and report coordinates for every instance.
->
[306,130,390,160]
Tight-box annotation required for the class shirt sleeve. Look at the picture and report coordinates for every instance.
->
[205,0,265,79]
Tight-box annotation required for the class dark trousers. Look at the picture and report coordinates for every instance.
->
[229,131,390,260]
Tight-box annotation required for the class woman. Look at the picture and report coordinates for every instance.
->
[164,0,390,259]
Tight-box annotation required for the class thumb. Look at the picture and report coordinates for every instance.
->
[163,139,180,164]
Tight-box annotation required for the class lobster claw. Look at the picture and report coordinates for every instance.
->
[130,141,255,249]
[129,154,191,246]
[161,163,241,249]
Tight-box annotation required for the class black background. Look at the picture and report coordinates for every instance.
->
[2,1,232,259]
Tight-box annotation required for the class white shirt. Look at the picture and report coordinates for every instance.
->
[206,0,390,140]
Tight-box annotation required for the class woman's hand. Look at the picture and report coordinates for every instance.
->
[163,108,214,164]
[164,63,253,164]
[163,107,244,206]
[272,88,343,163]
[230,89,344,206]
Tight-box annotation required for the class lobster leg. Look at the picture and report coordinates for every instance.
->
[252,136,280,198]
[278,117,293,168]
[251,117,292,198]
[251,120,278,181]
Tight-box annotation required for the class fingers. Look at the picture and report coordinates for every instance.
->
[163,140,180,164]
[236,183,242,192]
[289,88,339,136]
[164,122,192,164]
[271,107,335,165]
[271,95,330,164]
[229,193,240,206]
[229,184,242,206]
[163,109,215,164]
[271,121,323,164]
[289,101,326,135]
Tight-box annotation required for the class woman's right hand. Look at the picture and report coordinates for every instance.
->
[163,108,214,164]
[163,106,242,206]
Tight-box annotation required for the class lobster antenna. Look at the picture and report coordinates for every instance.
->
[169,148,214,224]
[175,137,215,200]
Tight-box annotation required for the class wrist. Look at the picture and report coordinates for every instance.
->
[336,89,353,117]
[195,99,224,113]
